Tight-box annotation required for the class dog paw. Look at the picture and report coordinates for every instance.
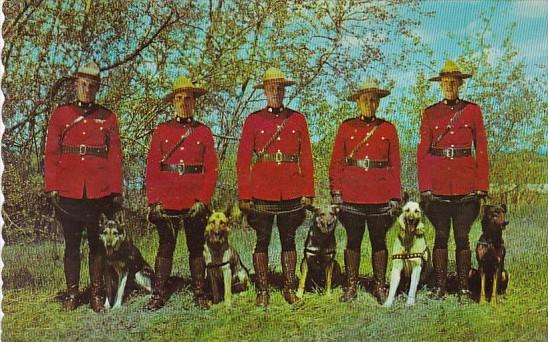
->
[383,300,394,308]
[296,289,304,299]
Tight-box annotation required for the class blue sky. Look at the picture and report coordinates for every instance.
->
[389,1,547,86]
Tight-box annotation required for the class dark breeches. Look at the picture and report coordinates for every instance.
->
[338,203,394,253]
[425,198,480,251]
[154,210,206,260]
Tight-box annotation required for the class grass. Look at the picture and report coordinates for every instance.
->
[2,201,547,341]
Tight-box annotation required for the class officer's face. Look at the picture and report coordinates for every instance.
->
[440,76,462,100]
[356,93,380,117]
[173,90,195,118]
[264,82,285,108]
[75,77,100,103]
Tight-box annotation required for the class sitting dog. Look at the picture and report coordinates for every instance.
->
[296,205,341,299]
[203,209,250,305]
[384,201,431,307]
[470,204,509,306]
[99,213,154,309]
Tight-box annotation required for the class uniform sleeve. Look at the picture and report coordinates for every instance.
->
[197,127,219,203]
[44,109,62,192]
[417,110,432,192]
[473,106,489,192]
[388,124,402,200]
[329,123,345,194]
[299,115,315,198]
[146,127,163,205]
[237,116,254,200]
[108,113,123,194]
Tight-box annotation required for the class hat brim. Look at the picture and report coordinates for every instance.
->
[429,72,472,82]
[72,73,102,85]
[163,87,208,102]
[254,79,295,89]
[347,88,390,101]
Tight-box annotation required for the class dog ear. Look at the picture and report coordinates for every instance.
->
[114,211,125,226]
[99,213,109,226]
[402,191,410,203]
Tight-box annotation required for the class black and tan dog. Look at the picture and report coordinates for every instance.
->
[98,213,153,309]
[470,204,509,306]
[296,205,341,299]
[203,209,250,306]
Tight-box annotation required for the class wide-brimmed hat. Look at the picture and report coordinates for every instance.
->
[429,60,472,81]
[163,76,208,102]
[347,79,390,101]
[254,67,296,89]
[73,61,101,83]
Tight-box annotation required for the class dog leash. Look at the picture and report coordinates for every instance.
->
[337,203,392,217]
[247,203,307,215]
[430,193,479,204]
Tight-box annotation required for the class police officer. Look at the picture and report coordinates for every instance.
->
[237,67,315,307]
[417,60,489,299]
[145,76,218,310]
[44,62,123,313]
[330,79,401,304]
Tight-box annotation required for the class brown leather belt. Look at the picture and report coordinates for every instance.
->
[255,151,299,164]
[346,158,389,169]
[429,147,472,158]
[160,163,203,174]
[61,144,108,158]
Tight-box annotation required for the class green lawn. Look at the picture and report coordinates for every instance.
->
[2,202,547,341]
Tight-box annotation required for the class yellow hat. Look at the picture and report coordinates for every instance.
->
[163,76,208,102]
[254,67,295,89]
[74,61,101,83]
[347,79,390,101]
[429,60,472,81]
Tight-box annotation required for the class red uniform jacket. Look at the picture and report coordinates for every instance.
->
[329,118,401,204]
[146,118,218,210]
[417,100,489,195]
[44,102,123,199]
[237,107,315,201]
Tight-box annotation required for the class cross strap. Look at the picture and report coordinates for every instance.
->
[160,126,195,164]
[432,106,466,147]
[348,122,381,159]
[258,117,289,154]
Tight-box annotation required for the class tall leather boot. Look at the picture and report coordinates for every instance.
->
[456,249,472,298]
[431,248,448,299]
[89,252,106,313]
[63,255,81,311]
[340,249,360,302]
[371,250,388,304]
[253,252,269,307]
[190,255,209,309]
[145,256,173,310]
[281,251,298,304]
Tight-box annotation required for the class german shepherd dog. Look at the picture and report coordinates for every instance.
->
[98,213,153,309]
[384,201,432,307]
[296,205,341,299]
[203,209,250,305]
[470,204,509,306]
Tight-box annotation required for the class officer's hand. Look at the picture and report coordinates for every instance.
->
[112,194,123,210]
[239,199,254,211]
[47,191,60,205]
[475,190,488,199]
[189,201,207,218]
[148,202,164,222]
[301,196,314,208]
[419,191,433,211]
[331,192,343,206]
[388,199,402,218]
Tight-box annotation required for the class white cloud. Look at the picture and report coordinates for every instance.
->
[512,1,548,18]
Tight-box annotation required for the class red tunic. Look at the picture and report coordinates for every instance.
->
[237,107,315,201]
[146,118,218,210]
[44,103,123,199]
[329,118,401,204]
[417,100,489,195]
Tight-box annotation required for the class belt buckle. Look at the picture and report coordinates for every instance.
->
[444,147,455,159]
[79,144,87,156]
[178,161,185,175]
[362,158,370,170]
[275,150,283,165]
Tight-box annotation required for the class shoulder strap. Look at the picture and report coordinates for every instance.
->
[258,117,289,154]
[432,107,465,147]
[59,104,101,143]
[161,126,195,163]
[348,121,381,159]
